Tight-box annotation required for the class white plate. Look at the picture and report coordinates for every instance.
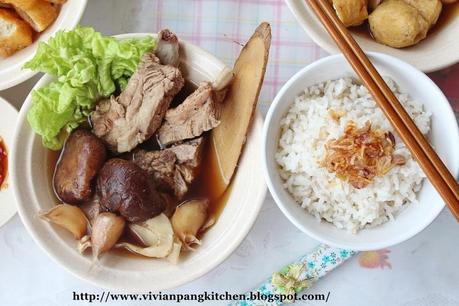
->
[263,52,459,251]
[0,97,18,228]
[12,33,267,290]
[0,0,87,90]
[285,0,459,72]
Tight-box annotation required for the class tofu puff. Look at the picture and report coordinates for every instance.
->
[369,0,431,48]
[0,8,33,57]
[368,0,383,11]
[330,0,369,27]
[0,0,58,32]
[401,0,442,27]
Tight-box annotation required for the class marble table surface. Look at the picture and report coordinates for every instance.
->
[1,1,459,305]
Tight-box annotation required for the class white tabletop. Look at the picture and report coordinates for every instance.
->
[1,1,459,305]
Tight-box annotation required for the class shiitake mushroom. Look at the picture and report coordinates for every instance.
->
[97,159,165,222]
[53,129,107,204]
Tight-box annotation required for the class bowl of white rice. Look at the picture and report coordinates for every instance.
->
[263,52,459,251]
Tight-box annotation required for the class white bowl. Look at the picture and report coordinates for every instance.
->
[12,33,267,290]
[285,0,459,73]
[262,52,459,251]
[0,0,87,90]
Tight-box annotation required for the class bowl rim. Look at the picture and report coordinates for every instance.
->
[0,0,88,90]
[262,52,459,251]
[12,32,267,290]
[284,0,459,73]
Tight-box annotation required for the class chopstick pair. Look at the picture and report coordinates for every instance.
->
[307,0,459,220]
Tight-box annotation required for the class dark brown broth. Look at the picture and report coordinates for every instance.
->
[352,22,373,40]
[430,2,459,35]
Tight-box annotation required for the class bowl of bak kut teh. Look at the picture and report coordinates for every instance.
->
[286,0,459,72]
[12,24,270,290]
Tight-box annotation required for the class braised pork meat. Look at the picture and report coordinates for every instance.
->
[91,51,184,153]
[132,137,205,198]
[157,82,221,146]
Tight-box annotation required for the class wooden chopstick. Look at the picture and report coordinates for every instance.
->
[307,0,459,220]
[314,0,459,201]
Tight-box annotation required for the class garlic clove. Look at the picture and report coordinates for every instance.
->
[166,238,182,264]
[80,198,101,226]
[116,213,174,258]
[91,212,125,258]
[116,242,171,258]
[129,213,174,247]
[39,204,89,239]
[201,216,216,232]
[171,199,209,250]
[77,235,92,254]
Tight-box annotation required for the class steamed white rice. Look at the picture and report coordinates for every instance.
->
[275,77,431,233]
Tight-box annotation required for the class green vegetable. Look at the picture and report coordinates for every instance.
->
[25,26,155,150]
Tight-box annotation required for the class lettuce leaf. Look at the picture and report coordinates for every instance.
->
[24,26,155,150]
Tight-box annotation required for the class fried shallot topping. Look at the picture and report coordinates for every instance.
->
[321,121,406,189]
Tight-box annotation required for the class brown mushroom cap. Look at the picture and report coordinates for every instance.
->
[97,159,165,222]
[54,129,107,204]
